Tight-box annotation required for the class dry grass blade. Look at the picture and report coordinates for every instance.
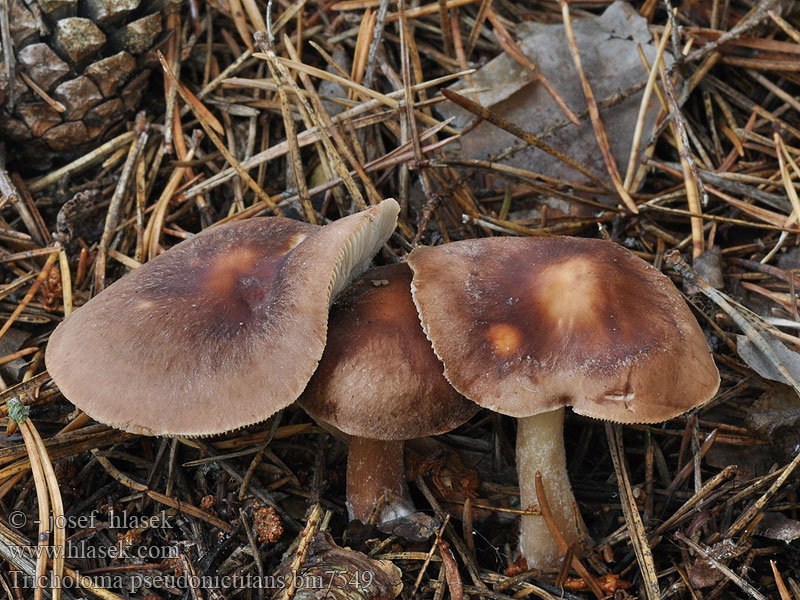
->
[57,248,72,318]
[158,51,282,216]
[768,8,800,43]
[747,69,800,114]
[0,519,38,584]
[559,0,637,213]
[437,0,453,57]
[145,489,237,533]
[674,532,768,600]
[776,133,800,231]
[441,89,611,192]
[533,473,604,599]
[241,0,267,32]
[684,0,782,64]
[272,57,399,105]
[280,504,323,600]
[272,57,457,133]
[162,12,180,152]
[255,31,368,211]
[664,429,718,496]
[26,132,137,193]
[772,560,793,600]
[261,134,457,222]
[95,124,149,291]
[0,247,61,264]
[283,35,386,209]
[9,400,51,600]
[187,69,470,201]
[0,164,18,207]
[486,9,580,126]
[606,424,660,600]
[143,132,201,259]
[92,451,236,533]
[652,465,737,538]
[266,49,316,222]
[384,0,476,22]
[666,250,800,395]
[18,72,66,114]
[624,20,671,191]
[412,516,450,597]
[172,73,225,136]
[271,0,306,38]
[725,447,800,539]
[63,567,128,600]
[12,174,49,246]
[0,514,127,600]
[0,247,59,342]
[362,0,392,88]
[227,0,255,51]
[465,0,492,56]
[56,411,91,436]
[194,50,254,105]
[27,420,65,600]
[0,1,15,110]
[650,182,795,230]
[0,428,128,470]
[0,347,38,365]
[659,70,706,259]
[351,8,375,93]
[0,372,51,406]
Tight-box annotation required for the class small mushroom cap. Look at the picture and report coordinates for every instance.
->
[45,200,399,437]
[300,263,479,440]
[408,237,719,424]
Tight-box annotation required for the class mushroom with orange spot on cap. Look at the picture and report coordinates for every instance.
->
[45,200,400,437]
[408,236,719,569]
[299,262,479,525]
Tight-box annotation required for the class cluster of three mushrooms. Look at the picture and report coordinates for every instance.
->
[46,205,719,569]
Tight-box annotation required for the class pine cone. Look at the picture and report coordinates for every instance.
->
[0,0,167,170]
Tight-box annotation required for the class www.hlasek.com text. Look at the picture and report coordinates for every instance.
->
[8,540,181,561]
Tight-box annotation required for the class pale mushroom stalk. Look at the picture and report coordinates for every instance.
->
[346,438,413,522]
[516,408,579,567]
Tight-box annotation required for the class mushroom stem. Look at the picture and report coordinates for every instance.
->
[346,437,414,523]
[517,407,581,568]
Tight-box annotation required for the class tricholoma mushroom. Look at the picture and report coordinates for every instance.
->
[300,263,479,524]
[408,236,719,569]
[45,200,400,436]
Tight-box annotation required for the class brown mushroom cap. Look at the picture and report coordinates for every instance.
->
[300,262,479,440]
[408,236,719,423]
[45,200,399,437]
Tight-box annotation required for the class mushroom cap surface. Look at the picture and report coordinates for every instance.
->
[408,237,719,423]
[45,200,399,436]
[300,262,479,440]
